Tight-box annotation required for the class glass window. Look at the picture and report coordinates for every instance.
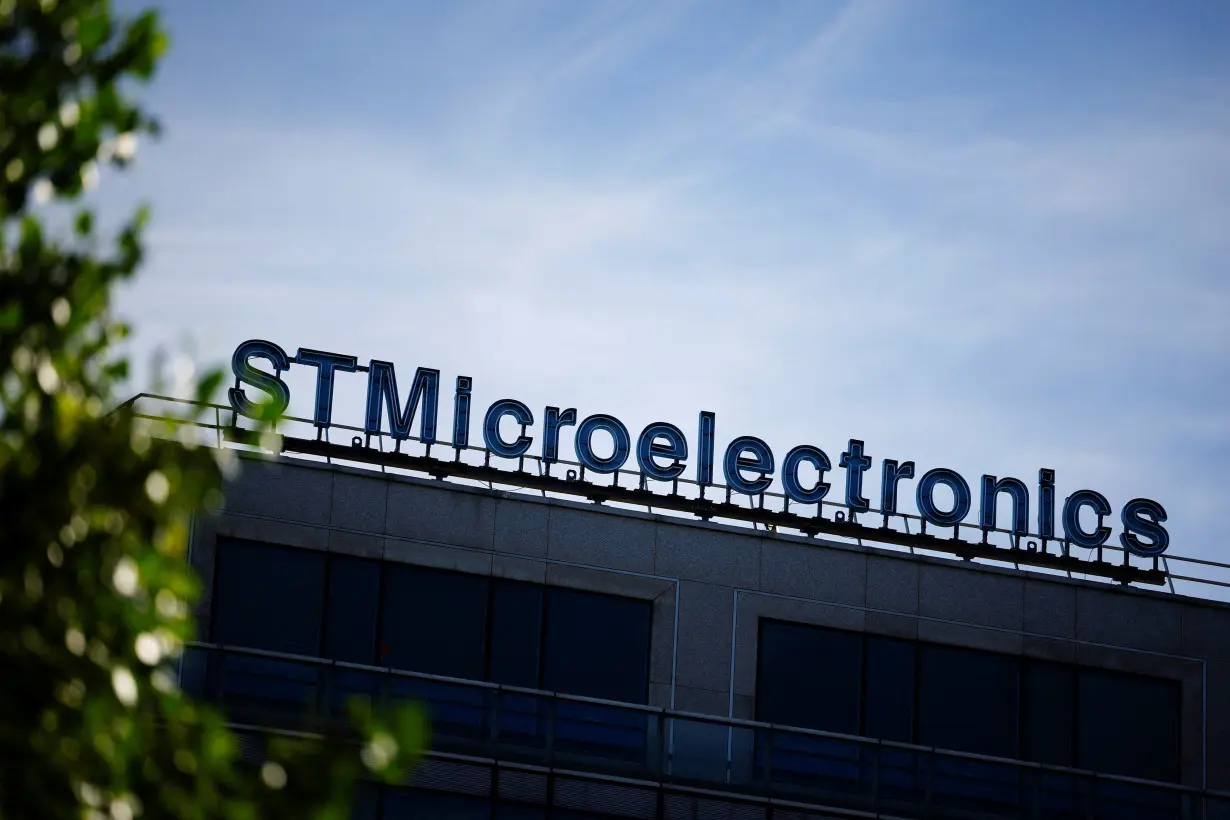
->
[756,620,862,735]
[488,581,543,688]
[863,636,915,742]
[323,556,381,665]
[380,566,489,680]
[1021,660,1075,767]
[382,788,490,819]
[350,782,380,820]
[753,618,1181,781]
[1078,668,1180,782]
[917,644,1019,758]
[213,537,326,656]
[543,588,651,704]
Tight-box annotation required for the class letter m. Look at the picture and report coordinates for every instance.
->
[364,361,440,442]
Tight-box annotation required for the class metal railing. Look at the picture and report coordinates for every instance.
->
[126,393,1230,601]
[182,643,1230,820]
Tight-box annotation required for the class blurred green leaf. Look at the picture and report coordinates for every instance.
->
[0,2,423,818]
[0,303,20,330]
[78,13,110,51]
[195,368,224,405]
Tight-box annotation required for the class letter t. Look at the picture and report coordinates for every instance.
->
[840,439,872,512]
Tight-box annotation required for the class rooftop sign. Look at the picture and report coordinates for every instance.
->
[226,339,1171,576]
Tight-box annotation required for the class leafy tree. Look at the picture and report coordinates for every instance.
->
[0,2,423,817]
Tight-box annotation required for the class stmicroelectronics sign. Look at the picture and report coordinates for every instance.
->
[227,339,1170,560]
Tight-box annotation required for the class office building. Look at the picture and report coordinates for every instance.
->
[166,398,1230,819]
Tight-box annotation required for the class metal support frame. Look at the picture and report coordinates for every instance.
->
[227,426,1165,587]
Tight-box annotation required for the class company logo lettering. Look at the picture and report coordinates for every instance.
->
[227,339,1170,558]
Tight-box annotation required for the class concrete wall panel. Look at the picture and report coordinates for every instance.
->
[547,505,655,573]
[326,529,383,559]
[225,457,332,526]
[673,684,729,717]
[215,512,329,552]
[1022,634,1076,663]
[1206,660,1230,790]
[1075,586,1183,654]
[382,538,492,575]
[490,554,547,585]
[384,481,497,550]
[655,522,761,588]
[866,554,919,614]
[330,472,387,532]
[917,619,1024,655]
[1182,602,1230,663]
[866,611,918,641]
[491,496,549,558]
[759,541,865,606]
[919,564,1023,632]
[646,585,677,691]
[1023,578,1076,639]
[675,582,734,693]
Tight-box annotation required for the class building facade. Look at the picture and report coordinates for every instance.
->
[184,451,1230,819]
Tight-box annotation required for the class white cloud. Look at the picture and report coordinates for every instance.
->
[103,1,1230,579]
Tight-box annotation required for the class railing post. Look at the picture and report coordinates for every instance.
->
[660,711,669,779]
[870,742,881,815]
[546,694,556,769]
[764,728,774,795]
[215,647,227,709]
[316,661,329,733]
[380,664,391,714]
[725,722,733,786]
[924,748,935,818]
[489,688,501,754]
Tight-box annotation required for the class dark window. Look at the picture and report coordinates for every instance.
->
[756,620,861,735]
[351,782,380,820]
[382,788,489,819]
[543,588,651,703]
[917,644,1019,758]
[488,581,543,688]
[1078,668,1180,783]
[366,786,543,819]
[754,619,1182,783]
[324,556,381,665]
[1022,660,1075,767]
[863,636,914,743]
[380,565,489,679]
[213,537,326,656]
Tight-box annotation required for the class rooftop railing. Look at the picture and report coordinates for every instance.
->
[182,643,1230,820]
[126,393,1230,601]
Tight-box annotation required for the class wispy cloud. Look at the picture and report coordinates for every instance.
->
[104,0,1230,570]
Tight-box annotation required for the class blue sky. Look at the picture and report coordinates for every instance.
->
[100,1,1230,580]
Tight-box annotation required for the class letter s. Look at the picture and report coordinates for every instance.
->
[1120,498,1169,557]
[228,339,291,419]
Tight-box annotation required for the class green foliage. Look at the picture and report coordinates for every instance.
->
[0,2,424,817]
